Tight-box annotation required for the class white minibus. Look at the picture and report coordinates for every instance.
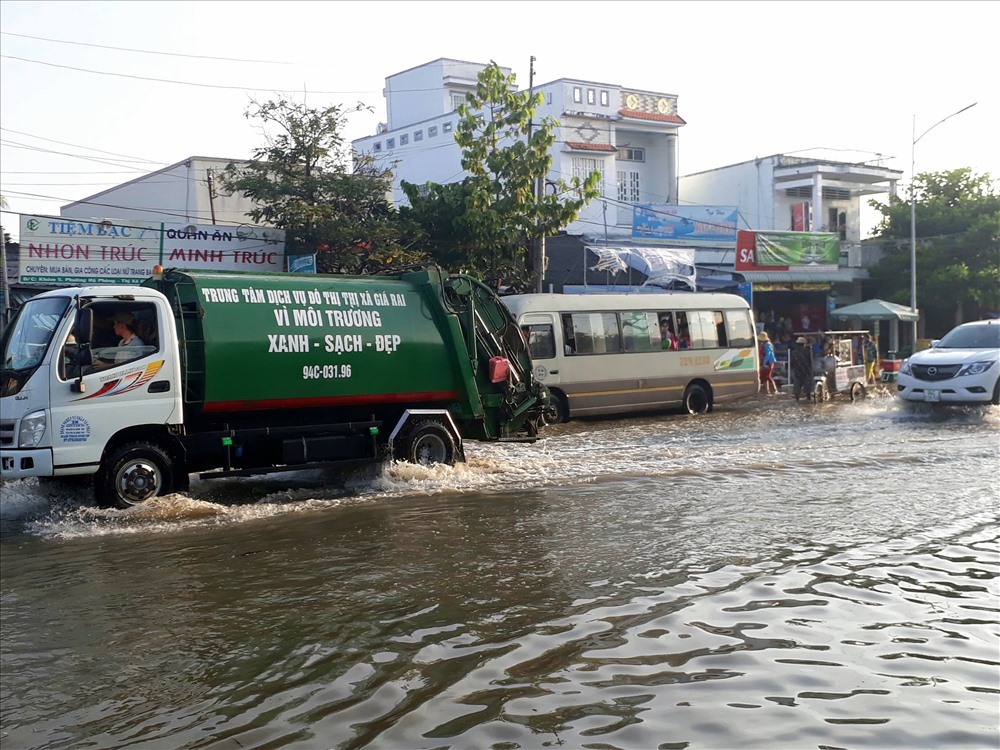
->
[503,292,759,422]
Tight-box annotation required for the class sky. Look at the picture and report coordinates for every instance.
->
[1,0,997,241]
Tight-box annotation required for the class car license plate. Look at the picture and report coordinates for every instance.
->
[925,390,940,402]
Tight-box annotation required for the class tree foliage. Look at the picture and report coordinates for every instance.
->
[867,168,999,335]
[221,98,426,274]
[401,62,601,290]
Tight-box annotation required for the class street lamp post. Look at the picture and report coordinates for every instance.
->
[909,102,977,344]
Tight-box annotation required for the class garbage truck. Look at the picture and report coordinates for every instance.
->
[1,265,546,508]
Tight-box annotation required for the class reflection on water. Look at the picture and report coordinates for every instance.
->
[1,398,998,749]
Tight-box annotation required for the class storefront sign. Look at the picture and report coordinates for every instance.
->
[632,205,738,242]
[755,231,839,267]
[18,215,285,285]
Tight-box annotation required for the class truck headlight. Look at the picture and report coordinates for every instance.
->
[899,359,911,375]
[18,411,47,448]
[957,360,997,377]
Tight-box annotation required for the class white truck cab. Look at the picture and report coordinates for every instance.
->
[1,286,182,490]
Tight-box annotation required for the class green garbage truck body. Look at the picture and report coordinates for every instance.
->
[0,266,546,508]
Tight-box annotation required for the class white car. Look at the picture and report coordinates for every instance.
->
[897,319,1000,405]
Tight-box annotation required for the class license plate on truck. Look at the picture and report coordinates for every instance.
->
[925,390,940,402]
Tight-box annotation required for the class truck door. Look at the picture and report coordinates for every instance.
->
[49,303,177,471]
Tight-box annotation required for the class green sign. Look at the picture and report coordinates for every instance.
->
[756,232,840,267]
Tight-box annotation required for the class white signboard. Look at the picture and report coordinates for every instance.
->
[18,215,285,285]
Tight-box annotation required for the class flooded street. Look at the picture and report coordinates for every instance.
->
[1,396,998,750]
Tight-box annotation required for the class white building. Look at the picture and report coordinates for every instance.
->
[61,156,254,227]
[351,58,685,240]
[679,152,901,243]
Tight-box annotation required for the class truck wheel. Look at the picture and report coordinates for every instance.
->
[542,392,568,425]
[398,420,457,466]
[98,442,176,509]
[683,384,710,415]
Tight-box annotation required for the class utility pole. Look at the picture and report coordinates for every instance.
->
[206,168,218,224]
[527,56,545,293]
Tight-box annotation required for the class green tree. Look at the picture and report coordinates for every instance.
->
[401,61,601,290]
[221,98,425,274]
[867,168,1000,336]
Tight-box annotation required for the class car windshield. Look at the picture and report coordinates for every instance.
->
[936,324,1000,350]
[1,296,71,371]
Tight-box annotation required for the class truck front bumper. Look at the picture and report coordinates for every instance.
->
[1,448,54,480]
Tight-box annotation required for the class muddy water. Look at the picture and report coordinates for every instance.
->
[1,397,997,749]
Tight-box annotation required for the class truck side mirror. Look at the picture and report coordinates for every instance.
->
[74,308,94,345]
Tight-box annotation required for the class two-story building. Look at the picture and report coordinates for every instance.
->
[351,58,685,243]
[352,59,904,337]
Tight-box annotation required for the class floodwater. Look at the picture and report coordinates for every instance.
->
[1,395,998,750]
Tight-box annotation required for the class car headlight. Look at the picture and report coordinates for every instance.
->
[957,360,998,377]
[18,410,47,448]
[899,359,911,375]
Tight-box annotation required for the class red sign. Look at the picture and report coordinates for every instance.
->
[735,230,789,271]
[792,201,810,231]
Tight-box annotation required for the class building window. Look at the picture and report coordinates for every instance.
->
[373,142,381,152]
[573,157,606,195]
[414,130,423,142]
[442,121,453,133]
[546,92,552,104]
[587,88,595,105]
[452,93,466,110]
[617,147,645,162]
[400,134,409,145]
[617,170,640,203]
[386,137,395,150]
[428,125,438,138]
[573,86,582,103]
[600,90,609,106]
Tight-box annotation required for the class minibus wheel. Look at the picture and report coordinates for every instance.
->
[542,393,568,425]
[683,384,710,415]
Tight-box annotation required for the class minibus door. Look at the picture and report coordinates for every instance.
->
[519,313,562,387]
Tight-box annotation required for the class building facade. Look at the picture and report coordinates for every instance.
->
[61,156,254,227]
[351,58,685,240]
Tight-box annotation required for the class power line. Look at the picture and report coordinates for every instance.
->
[0,128,162,164]
[0,54,376,95]
[0,31,297,65]
[1,141,161,170]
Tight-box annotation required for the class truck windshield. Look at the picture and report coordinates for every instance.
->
[1,297,71,371]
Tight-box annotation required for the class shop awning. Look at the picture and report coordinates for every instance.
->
[737,269,865,283]
[830,298,919,322]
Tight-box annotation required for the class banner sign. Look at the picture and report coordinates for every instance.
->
[632,205,738,242]
[755,231,839,268]
[287,253,317,274]
[18,215,285,285]
[588,246,696,290]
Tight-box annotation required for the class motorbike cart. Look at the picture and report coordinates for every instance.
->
[796,330,872,403]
